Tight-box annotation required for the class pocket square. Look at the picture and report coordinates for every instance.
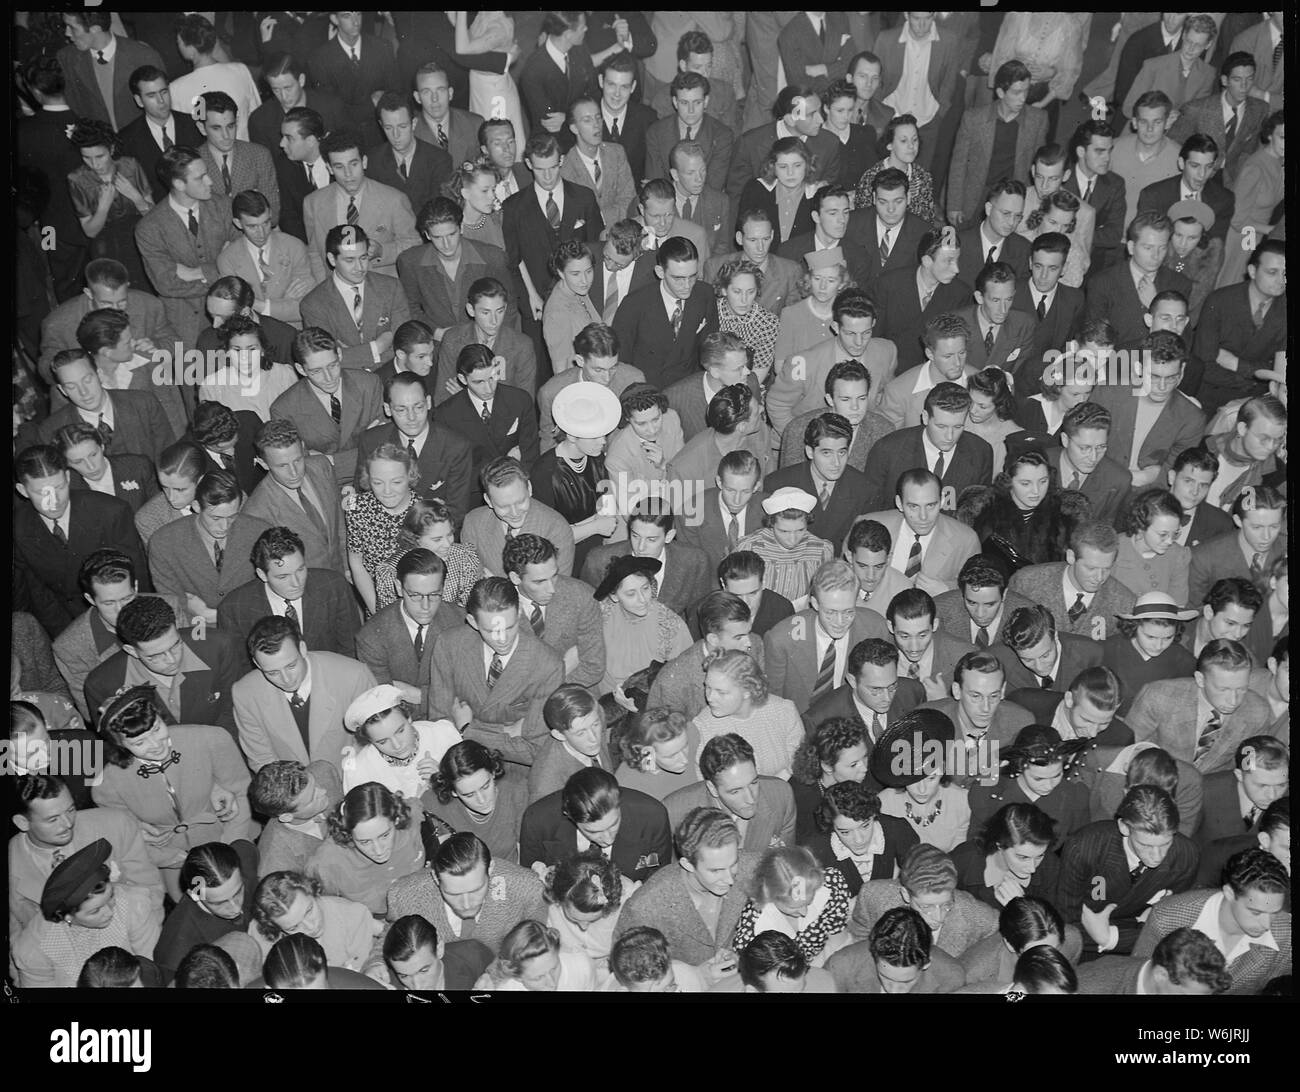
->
[695,318,706,334]
[1007,348,1021,362]
[506,418,519,436]
[429,479,445,491]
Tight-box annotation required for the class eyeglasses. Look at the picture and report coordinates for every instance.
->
[403,591,443,604]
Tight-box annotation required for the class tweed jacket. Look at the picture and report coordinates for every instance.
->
[1007,563,1138,642]
[148,512,273,613]
[217,229,314,326]
[354,598,460,717]
[240,454,349,574]
[269,370,386,488]
[663,779,796,854]
[299,272,413,370]
[1127,678,1273,774]
[517,575,606,690]
[134,195,238,344]
[849,879,999,958]
[303,179,421,282]
[385,858,547,953]
[763,607,890,716]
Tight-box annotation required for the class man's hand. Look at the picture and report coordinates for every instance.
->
[1130,465,1161,488]
[922,673,947,702]
[701,948,739,985]
[451,698,473,729]
[393,681,422,705]
[805,64,829,79]
[185,593,210,620]
[541,111,565,133]
[210,786,239,822]
[1216,348,1240,372]
[373,331,394,357]
[176,264,207,282]
[947,210,965,229]
[1081,902,1117,948]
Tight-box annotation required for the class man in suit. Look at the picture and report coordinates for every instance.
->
[844,170,930,298]
[1168,447,1234,550]
[948,61,1047,229]
[1085,211,1192,345]
[1191,487,1288,609]
[920,651,1035,751]
[504,534,605,691]
[1232,13,1284,113]
[648,591,766,721]
[664,141,731,259]
[197,91,280,226]
[1010,664,1137,748]
[863,384,993,516]
[189,402,264,499]
[217,526,359,668]
[765,414,872,558]
[1076,930,1232,995]
[307,10,393,147]
[83,594,240,736]
[958,268,1036,378]
[300,225,412,372]
[993,603,1105,693]
[644,73,734,194]
[842,518,913,619]
[527,683,617,803]
[117,65,204,202]
[234,614,377,770]
[581,502,713,618]
[1169,53,1270,187]
[428,577,565,766]
[776,184,875,285]
[517,11,595,156]
[561,95,637,234]
[1014,233,1084,387]
[675,451,768,576]
[956,187,1033,289]
[354,372,474,528]
[1122,22,1219,123]
[763,559,889,715]
[1137,136,1233,244]
[801,635,924,743]
[777,11,855,94]
[437,341,539,483]
[270,327,385,489]
[872,12,962,173]
[434,282,540,411]
[1059,784,1200,957]
[726,85,842,204]
[597,54,659,184]
[354,547,460,719]
[1009,521,1137,641]
[304,130,421,284]
[663,331,753,442]
[687,552,796,642]
[243,419,347,575]
[461,457,577,579]
[874,243,974,381]
[779,364,892,475]
[41,351,175,466]
[367,94,453,226]
[249,52,344,157]
[274,106,333,246]
[1113,13,1188,120]
[412,63,484,172]
[217,190,313,328]
[1195,736,1289,850]
[476,117,534,205]
[935,557,1035,650]
[612,236,720,390]
[702,209,797,315]
[632,178,711,274]
[57,11,163,130]
[1062,120,1128,269]
[521,769,673,886]
[665,734,796,852]
[1049,401,1132,529]
[134,147,239,346]
[888,590,978,699]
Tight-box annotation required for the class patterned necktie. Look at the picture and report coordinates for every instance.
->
[592,153,602,188]
[975,625,990,649]
[812,641,837,700]
[984,326,995,356]
[610,116,621,140]
[726,514,740,551]
[289,690,305,711]
[1224,109,1237,150]
[880,228,891,262]
[1082,178,1094,204]
[353,288,364,330]
[529,602,545,641]
[297,487,328,537]
[1036,295,1046,321]
[1129,861,1148,884]
[818,483,831,508]
[329,395,341,425]
[414,623,426,660]
[1067,592,1087,624]
[406,436,417,456]
[1253,300,1268,328]
[1138,274,1155,308]
[188,208,199,238]
[603,269,620,323]
[347,198,359,226]
[213,541,225,572]
[96,50,108,65]
[97,413,114,450]
[1067,471,1082,491]
[487,653,504,689]
[50,520,67,545]
[905,534,923,579]
[436,122,448,148]
[222,155,231,191]
[933,452,945,480]
[1245,805,1260,830]
[907,660,920,680]
[52,849,66,866]
[162,127,174,151]
[217,452,234,472]
[921,288,934,312]
[1039,672,1054,689]
[350,47,360,68]
[480,400,491,425]
[1250,552,1267,581]
[285,601,299,627]
[545,191,560,230]
[670,298,684,338]
[870,712,883,742]
[258,247,272,285]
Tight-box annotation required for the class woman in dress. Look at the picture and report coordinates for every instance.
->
[1113,489,1191,603]
[447,159,505,250]
[475,919,598,992]
[773,249,850,371]
[251,870,377,972]
[66,119,153,289]
[451,11,524,144]
[963,449,1086,568]
[965,368,1021,477]
[423,740,528,864]
[1164,200,1222,325]
[693,650,803,779]
[967,727,1090,852]
[789,717,871,848]
[373,498,483,610]
[736,138,823,246]
[737,488,834,609]
[612,707,700,802]
[952,803,1064,915]
[542,240,601,374]
[853,114,939,226]
[92,685,251,902]
[821,79,878,193]
[543,850,633,981]
[603,385,685,511]
[134,440,206,549]
[200,314,297,421]
[872,709,971,853]
[347,442,424,616]
[1218,111,1285,289]
[1100,594,1198,717]
[596,555,693,699]
[714,258,780,389]
[809,781,919,898]
[530,380,621,575]
[730,845,851,966]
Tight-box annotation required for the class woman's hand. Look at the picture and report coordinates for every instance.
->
[993,874,1026,906]
[640,439,665,468]
[210,786,239,822]
[417,755,439,782]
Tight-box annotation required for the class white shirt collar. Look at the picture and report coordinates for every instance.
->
[92,36,118,64]
[545,38,569,71]
[660,282,685,319]
[898,22,939,43]
[1051,700,1077,740]
[1190,890,1280,963]
[334,272,363,303]
[1063,565,1095,606]
[168,194,199,227]
[775,119,796,141]
[483,637,519,675]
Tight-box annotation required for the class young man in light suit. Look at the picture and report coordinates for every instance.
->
[561,95,636,236]
[887,589,978,701]
[953,262,1036,374]
[675,451,768,576]
[933,557,1035,649]
[197,91,281,225]
[217,190,313,328]
[643,72,734,194]
[432,277,536,406]
[648,591,765,721]
[1168,52,1269,187]
[411,62,484,172]
[778,361,892,474]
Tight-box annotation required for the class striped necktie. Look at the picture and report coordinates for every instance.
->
[487,653,504,689]
[347,198,359,226]
[1194,711,1223,764]
[905,534,922,579]
[529,602,545,641]
[603,269,620,323]
[812,641,837,701]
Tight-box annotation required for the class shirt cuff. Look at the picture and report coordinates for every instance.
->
[1099,925,1120,953]
[370,340,382,365]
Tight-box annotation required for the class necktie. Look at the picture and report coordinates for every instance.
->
[504,526,516,543]
[213,541,225,572]
[817,19,825,46]
[545,191,560,230]
[592,154,602,188]
[609,117,621,140]
[529,603,545,641]
[285,601,299,627]
[480,400,492,425]
[289,691,305,710]
[221,155,231,191]
[398,157,408,181]
[95,50,108,65]
[1082,178,1094,204]
[921,288,934,312]
[258,247,272,285]
[1253,300,1268,328]
[1067,592,1087,624]
[305,162,317,189]
[162,127,174,151]
[329,395,341,424]
[1129,861,1148,884]
[97,413,114,450]
[560,53,568,76]
[685,124,695,143]
[975,625,990,649]
[487,653,504,689]
[1194,711,1223,763]
[1067,471,1082,491]
[603,269,620,323]
[880,229,891,262]
[1036,295,1046,321]
[907,660,920,680]
[987,245,997,265]
[406,436,417,456]
[1245,806,1260,830]
[1250,552,1266,581]
[590,752,604,771]
[1138,274,1155,308]
[1224,109,1238,150]
[350,47,360,67]
[414,624,426,660]
[347,199,359,226]
[436,122,448,148]
[684,197,696,222]
[905,534,922,579]
[812,641,837,701]
[188,208,199,238]
[352,288,364,330]
[50,521,67,546]
[52,850,66,866]
[726,514,740,551]
[933,452,945,480]
[1039,672,1054,689]
[670,298,684,338]
[818,483,831,507]
[984,326,995,356]
[1273,36,1283,69]
[217,452,234,472]
[870,712,883,742]
[296,487,328,538]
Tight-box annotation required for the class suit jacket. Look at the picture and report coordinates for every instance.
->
[434,322,537,408]
[779,409,891,474]
[801,678,927,741]
[39,386,177,467]
[559,143,636,235]
[396,239,518,341]
[427,627,565,766]
[948,104,1048,223]
[233,650,377,770]
[149,512,273,612]
[1189,532,1287,616]
[763,462,873,559]
[134,196,238,344]
[1059,819,1200,955]
[647,639,767,723]
[1192,283,1288,403]
[861,427,993,516]
[763,607,890,715]
[842,209,930,295]
[1074,955,1147,995]
[68,454,157,515]
[1062,170,1128,258]
[920,696,1035,751]
[365,140,453,224]
[614,851,761,967]
[201,140,280,224]
[520,786,673,886]
[1128,678,1273,774]
[675,489,768,574]
[828,938,965,993]
[518,576,606,690]
[1138,174,1233,247]
[1124,52,1217,118]
[1011,282,1085,392]
[13,492,149,638]
[1185,504,1235,552]
[269,371,385,488]
[241,454,348,574]
[1114,21,1183,117]
[216,229,314,327]
[1085,261,1193,346]
[517,43,595,154]
[956,230,1032,289]
[645,114,734,195]
[602,101,660,184]
[1231,20,1285,111]
[1047,447,1131,530]
[84,627,241,735]
[117,111,204,202]
[307,34,394,144]
[354,598,460,718]
[580,542,713,618]
[1169,93,1269,187]
[777,231,872,293]
[871,267,973,372]
[273,148,317,244]
[303,180,420,282]
[953,305,1037,378]
[1091,386,1205,474]
[612,281,720,390]
[502,181,604,310]
[1008,563,1137,642]
[57,37,163,130]
[588,246,657,318]
[664,779,796,853]
[414,107,485,180]
[766,333,897,436]
[778,11,856,92]
[726,124,842,201]
[218,570,360,668]
[299,273,413,370]
[856,510,981,592]
[991,631,1104,693]
[663,371,753,443]
[1195,770,1263,849]
[1007,689,1134,747]
[249,88,345,157]
[385,858,546,952]
[438,384,540,484]
[354,420,473,529]
[873,23,963,123]
[849,879,998,958]
[933,587,1036,647]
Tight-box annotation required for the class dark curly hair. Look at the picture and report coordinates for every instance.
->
[326,782,412,847]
